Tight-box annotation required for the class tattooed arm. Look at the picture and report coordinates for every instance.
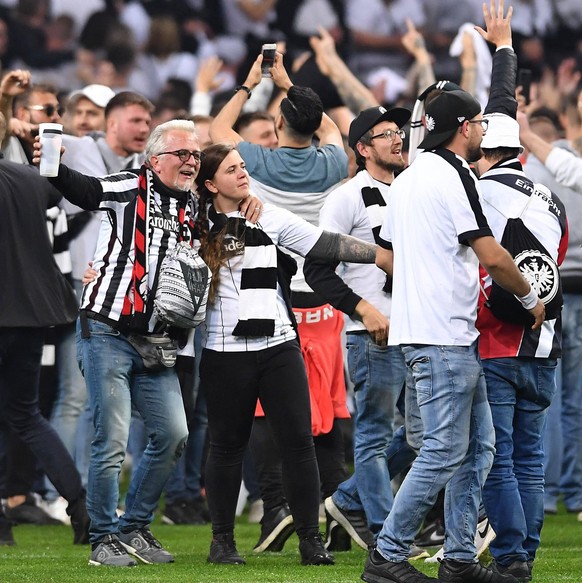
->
[309,26,379,113]
[307,231,377,264]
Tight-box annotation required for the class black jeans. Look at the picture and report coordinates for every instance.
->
[201,340,320,537]
[0,327,83,504]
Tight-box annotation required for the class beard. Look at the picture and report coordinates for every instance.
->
[467,144,484,164]
[373,151,406,173]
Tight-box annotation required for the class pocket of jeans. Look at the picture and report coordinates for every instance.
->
[534,363,557,408]
[410,355,432,405]
[89,320,121,337]
[346,338,365,390]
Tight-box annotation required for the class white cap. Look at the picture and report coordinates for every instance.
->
[68,84,115,109]
[481,112,524,153]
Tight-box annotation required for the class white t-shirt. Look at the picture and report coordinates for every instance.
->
[203,203,323,352]
[379,150,492,346]
[318,169,392,331]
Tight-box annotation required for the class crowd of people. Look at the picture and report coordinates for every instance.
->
[1,0,582,581]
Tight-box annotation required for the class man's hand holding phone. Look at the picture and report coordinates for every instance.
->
[261,43,277,77]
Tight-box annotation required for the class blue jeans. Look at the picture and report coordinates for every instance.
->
[376,342,495,562]
[543,293,582,512]
[482,357,557,566]
[333,335,405,536]
[76,319,188,543]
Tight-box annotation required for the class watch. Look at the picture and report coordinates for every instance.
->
[234,85,252,99]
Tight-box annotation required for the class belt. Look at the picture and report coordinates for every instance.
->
[84,310,120,329]
[346,330,368,335]
[79,310,123,338]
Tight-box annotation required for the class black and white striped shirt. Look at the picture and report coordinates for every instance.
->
[50,165,197,332]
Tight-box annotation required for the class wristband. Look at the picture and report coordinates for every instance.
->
[515,285,538,310]
[234,85,252,99]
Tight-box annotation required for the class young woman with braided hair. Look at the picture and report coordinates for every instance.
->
[195,143,377,566]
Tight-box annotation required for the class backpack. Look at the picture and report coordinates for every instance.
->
[485,216,563,326]
[154,242,211,328]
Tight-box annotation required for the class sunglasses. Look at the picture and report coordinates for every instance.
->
[26,104,65,117]
[156,149,205,163]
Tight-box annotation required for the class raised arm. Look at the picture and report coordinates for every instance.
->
[309,26,379,114]
[209,54,264,145]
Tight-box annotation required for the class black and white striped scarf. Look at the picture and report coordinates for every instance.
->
[361,185,391,293]
[209,207,278,337]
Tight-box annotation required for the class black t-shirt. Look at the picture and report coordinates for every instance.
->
[0,160,78,327]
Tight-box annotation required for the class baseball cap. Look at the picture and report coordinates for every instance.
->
[68,84,115,109]
[480,112,524,153]
[348,105,411,150]
[418,90,482,150]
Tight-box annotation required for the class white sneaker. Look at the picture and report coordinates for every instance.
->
[37,496,70,525]
[425,516,496,563]
[474,516,496,557]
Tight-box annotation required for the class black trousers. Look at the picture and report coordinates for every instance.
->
[201,340,320,537]
[0,327,83,504]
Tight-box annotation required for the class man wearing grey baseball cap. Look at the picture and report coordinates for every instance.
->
[361,86,545,583]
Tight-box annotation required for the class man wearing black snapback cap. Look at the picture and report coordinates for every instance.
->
[305,105,415,552]
[361,84,546,583]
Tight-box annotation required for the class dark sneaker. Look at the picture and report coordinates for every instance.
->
[415,519,445,548]
[118,527,174,564]
[67,493,90,545]
[207,533,246,564]
[361,549,439,582]
[325,515,352,552]
[439,559,517,582]
[89,534,137,567]
[0,515,15,546]
[491,560,532,582]
[4,494,62,525]
[253,504,295,553]
[324,496,374,550]
[298,532,335,565]
[163,500,197,525]
[189,496,211,524]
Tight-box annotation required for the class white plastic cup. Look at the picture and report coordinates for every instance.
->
[38,123,63,177]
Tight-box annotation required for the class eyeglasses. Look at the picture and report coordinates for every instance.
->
[156,149,205,163]
[369,129,406,142]
[26,104,65,117]
[467,119,489,131]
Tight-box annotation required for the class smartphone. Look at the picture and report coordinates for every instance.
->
[517,69,532,105]
[261,43,277,78]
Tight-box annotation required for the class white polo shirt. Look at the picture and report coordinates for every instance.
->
[379,150,492,346]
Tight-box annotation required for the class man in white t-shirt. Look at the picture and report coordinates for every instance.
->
[362,89,544,583]
[304,105,414,550]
